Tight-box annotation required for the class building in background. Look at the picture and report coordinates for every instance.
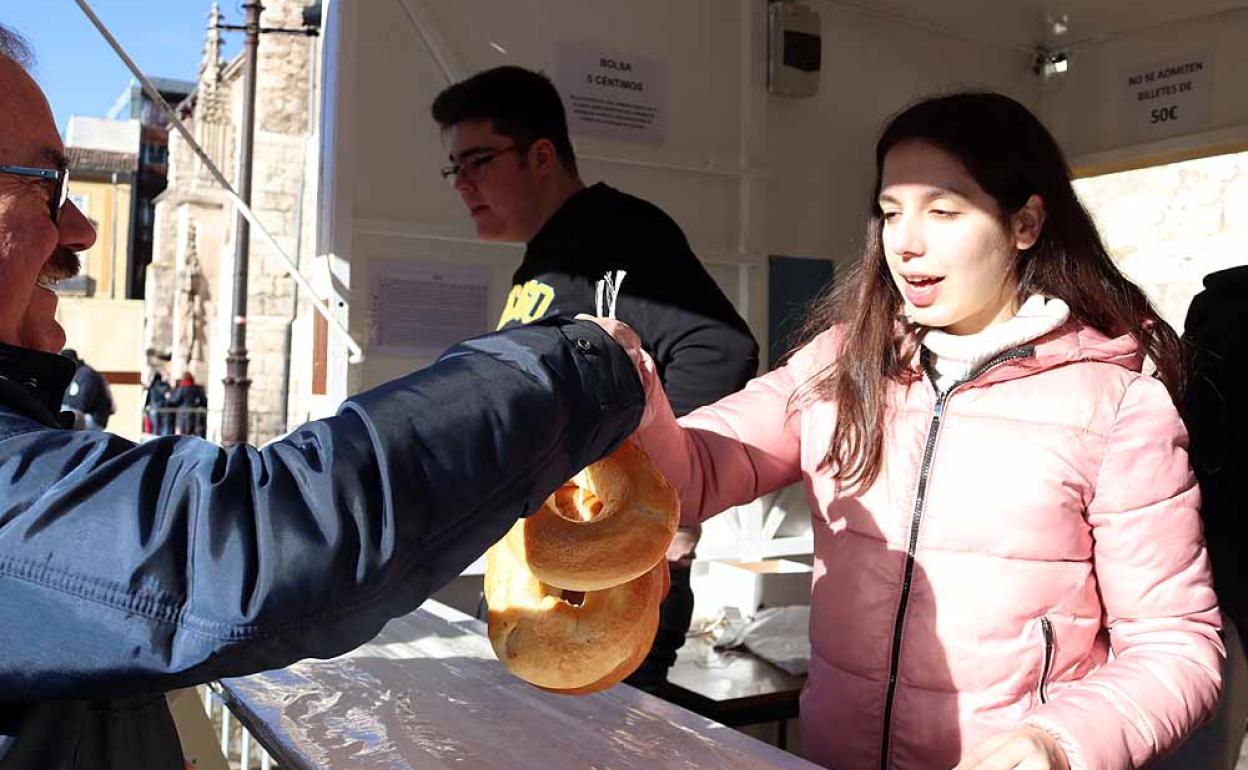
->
[147,0,322,445]
[62,134,138,300]
[51,69,193,443]
[51,119,144,439]
[106,77,195,299]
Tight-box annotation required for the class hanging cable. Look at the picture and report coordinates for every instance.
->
[72,0,365,363]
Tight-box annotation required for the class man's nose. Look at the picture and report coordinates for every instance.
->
[59,200,96,252]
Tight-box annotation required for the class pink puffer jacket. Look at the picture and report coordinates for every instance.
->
[634,321,1223,770]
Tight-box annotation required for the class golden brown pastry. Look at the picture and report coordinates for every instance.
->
[484,439,678,693]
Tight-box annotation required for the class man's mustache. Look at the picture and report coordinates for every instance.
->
[44,248,80,281]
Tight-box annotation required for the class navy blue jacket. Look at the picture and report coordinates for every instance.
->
[0,319,642,768]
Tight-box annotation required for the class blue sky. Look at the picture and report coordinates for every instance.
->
[8,0,241,135]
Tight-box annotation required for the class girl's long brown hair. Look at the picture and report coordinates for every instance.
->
[794,92,1183,492]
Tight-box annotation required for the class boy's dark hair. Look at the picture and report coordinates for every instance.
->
[431,66,578,175]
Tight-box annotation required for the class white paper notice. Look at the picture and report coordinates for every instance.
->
[1120,53,1214,141]
[370,262,490,358]
[556,44,665,144]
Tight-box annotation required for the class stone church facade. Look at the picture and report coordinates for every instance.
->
[147,0,322,444]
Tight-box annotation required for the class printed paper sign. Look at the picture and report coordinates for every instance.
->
[1121,53,1213,141]
[556,45,666,144]
[370,262,490,358]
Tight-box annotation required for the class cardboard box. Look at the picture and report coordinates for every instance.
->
[695,558,813,618]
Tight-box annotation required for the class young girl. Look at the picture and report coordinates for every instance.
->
[599,93,1224,770]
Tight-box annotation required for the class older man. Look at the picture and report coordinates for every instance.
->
[0,27,649,768]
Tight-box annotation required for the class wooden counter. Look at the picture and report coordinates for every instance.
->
[219,601,822,769]
[664,633,805,748]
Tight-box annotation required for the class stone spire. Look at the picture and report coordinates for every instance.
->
[192,2,228,186]
[197,3,225,123]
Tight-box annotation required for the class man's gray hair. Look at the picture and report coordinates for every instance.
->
[0,24,34,70]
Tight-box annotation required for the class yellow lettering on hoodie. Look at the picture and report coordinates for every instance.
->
[497,280,556,328]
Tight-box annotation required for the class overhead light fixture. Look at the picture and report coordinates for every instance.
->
[1034,49,1069,78]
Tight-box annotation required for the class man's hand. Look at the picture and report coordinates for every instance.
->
[576,315,660,429]
[953,727,1070,770]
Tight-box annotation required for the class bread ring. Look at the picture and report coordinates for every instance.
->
[522,440,679,592]
[533,560,670,696]
[485,522,668,691]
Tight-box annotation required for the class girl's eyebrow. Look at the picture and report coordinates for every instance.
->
[878,187,969,205]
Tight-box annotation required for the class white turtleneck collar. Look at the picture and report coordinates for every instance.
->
[922,295,1070,392]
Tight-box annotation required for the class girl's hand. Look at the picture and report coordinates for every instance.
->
[953,727,1070,770]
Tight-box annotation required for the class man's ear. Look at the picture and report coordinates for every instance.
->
[528,138,560,179]
[1013,194,1046,251]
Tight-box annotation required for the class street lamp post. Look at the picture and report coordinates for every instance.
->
[216,2,319,447]
[220,0,262,448]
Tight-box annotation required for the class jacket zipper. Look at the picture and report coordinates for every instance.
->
[877,345,1035,770]
[1038,616,1055,705]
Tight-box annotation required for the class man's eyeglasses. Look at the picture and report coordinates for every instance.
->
[0,165,69,224]
[440,145,519,186]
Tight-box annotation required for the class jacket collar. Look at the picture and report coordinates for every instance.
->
[0,342,76,426]
[957,320,1144,390]
[904,319,1145,391]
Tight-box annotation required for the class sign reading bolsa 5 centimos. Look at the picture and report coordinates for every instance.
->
[556,45,666,144]
[1121,53,1214,141]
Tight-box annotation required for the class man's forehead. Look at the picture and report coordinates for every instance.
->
[0,57,64,167]
[447,120,505,158]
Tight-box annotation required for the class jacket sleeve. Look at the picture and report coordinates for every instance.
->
[0,319,642,701]
[633,334,818,527]
[1020,375,1224,770]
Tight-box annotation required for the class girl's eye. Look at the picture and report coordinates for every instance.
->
[881,211,901,223]
[930,209,959,219]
